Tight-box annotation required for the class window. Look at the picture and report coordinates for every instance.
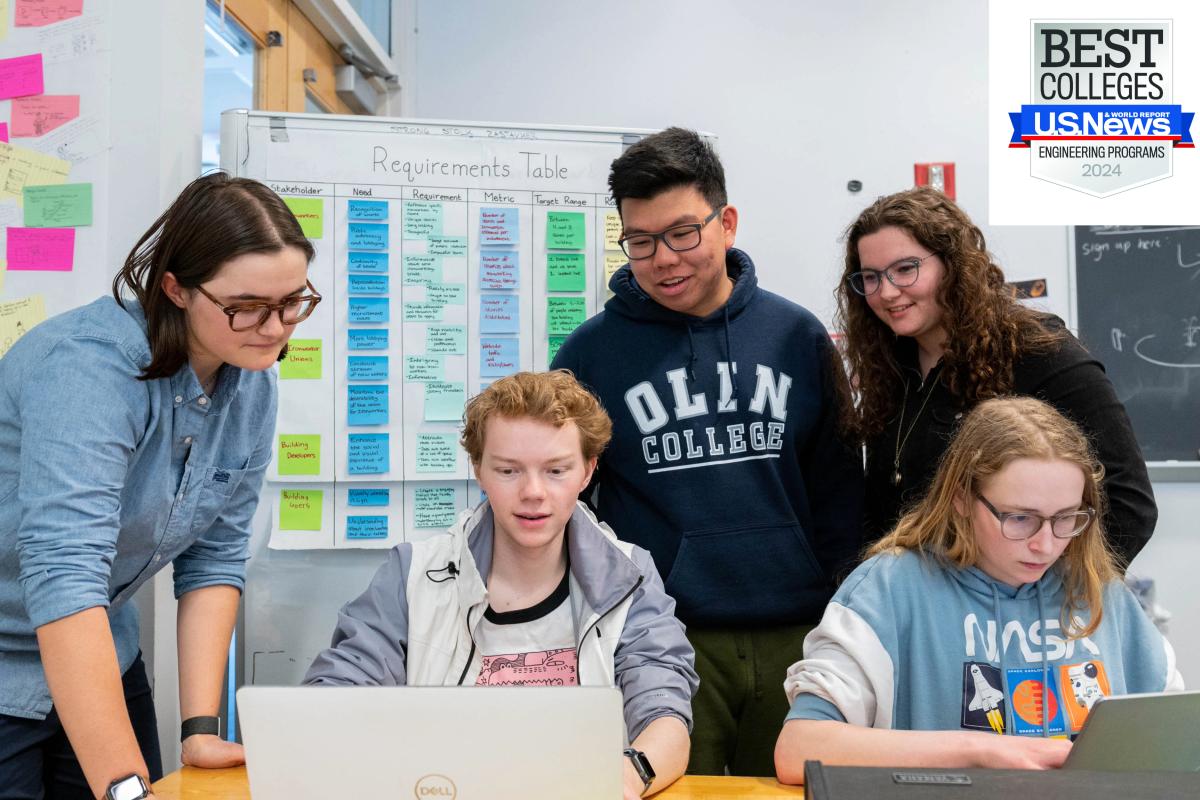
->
[202,1,257,172]
[347,0,390,54]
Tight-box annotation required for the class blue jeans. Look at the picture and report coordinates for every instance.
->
[0,652,162,800]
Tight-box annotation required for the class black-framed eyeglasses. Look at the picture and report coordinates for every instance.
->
[195,279,322,331]
[976,494,1095,541]
[847,253,938,296]
[617,206,723,260]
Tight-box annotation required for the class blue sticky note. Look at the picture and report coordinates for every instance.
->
[349,274,389,294]
[348,200,388,221]
[348,488,390,506]
[479,207,519,246]
[480,337,520,377]
[349,296,389,324]
[348,433,389,474]
[479,294,520,334]
[479,249,519,290]
[347,384,388,426]
[347,356,389,381]
[348,251,389,273]
[348,328,389,350]
[346,515,389,540]
[348,223,388,250]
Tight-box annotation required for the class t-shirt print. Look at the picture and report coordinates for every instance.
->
[476,647,579,686]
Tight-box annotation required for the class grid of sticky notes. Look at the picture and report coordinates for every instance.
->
[545,211,586,363]
[346,199,392,499]
[602,211,625,303]
[479,205,520,389]
[0,45,90,276]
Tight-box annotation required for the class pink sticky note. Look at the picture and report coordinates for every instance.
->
[7,227,75,271]
[0,124,8,143]
[12,95,80,137]
[0,54,44,100]
[15,0,84,27]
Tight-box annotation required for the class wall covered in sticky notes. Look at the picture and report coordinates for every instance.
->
[227,112,664,547]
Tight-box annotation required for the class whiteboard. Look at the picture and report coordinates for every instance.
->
[220,111,668,549]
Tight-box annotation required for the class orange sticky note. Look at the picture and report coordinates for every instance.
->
[12,95,79,138]
[0,54,43,100]
[7,227,74,271]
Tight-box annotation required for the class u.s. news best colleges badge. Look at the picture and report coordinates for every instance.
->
[1009,21,1193,197]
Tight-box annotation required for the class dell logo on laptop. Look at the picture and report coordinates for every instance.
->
[414,775,456,798]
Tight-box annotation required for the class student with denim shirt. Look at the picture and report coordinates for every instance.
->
[0,174,318,800]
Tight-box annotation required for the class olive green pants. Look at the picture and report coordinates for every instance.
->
[685,624,814,776]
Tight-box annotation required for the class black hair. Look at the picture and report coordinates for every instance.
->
[608,126,727,214]
[112,173,315,379]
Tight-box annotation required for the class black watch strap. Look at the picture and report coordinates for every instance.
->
[623,747,655,793]
[181,715,220,741]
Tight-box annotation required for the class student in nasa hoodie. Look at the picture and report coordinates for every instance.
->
[550,127,863,776]
[775,397,1183,782]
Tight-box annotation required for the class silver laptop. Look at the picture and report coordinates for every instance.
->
[1064,690,1200,772]
[238,686,624,799]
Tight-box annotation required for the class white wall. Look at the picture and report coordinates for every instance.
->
[408,0,1199,685]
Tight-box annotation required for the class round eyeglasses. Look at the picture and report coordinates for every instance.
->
[847,253,938,296]
[617,206,723,260]
[976,494,1095,541]
[195,280,322,331]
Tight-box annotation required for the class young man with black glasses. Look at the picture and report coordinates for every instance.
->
[551,127,863,777]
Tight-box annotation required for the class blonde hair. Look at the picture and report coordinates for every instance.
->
[461,370,612,464]
[869,396,1119,638]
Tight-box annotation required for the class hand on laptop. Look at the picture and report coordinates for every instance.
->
[181,734,246,770]
[972,733,1072,770]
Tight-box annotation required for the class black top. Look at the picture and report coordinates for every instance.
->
[863,318,1157,567]
[484,569,570,625]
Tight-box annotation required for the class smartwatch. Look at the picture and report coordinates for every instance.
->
[623,748,655,794]
[106,773,150,800]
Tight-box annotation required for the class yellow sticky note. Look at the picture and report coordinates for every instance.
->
[0,143,71,202]
[279,489,323,530]
[604,252,626,284]
[604,211,621,250]
[283,197,324,239]
[0,294,47,359]
[278,434,321,475]
[279,339,322,379]
[0,0,9,42]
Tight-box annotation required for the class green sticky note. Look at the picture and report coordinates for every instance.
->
[545,211,585,249]
[278,434,321,475]
[416,432,459,472]
[546,296,587,336]
[283,197,324,239]
[403,201,444,239]
[413,486,457,528]
[279,339,322,379]
[403,254,443,285]
[23,183,92,227]
[426,282,465,306]
[426,325,466,354]
[279,489,323,530]
[424,381,465,422]
[404,301,443,322]
[428,236,467,257]
[548,335,567,364]
[405,355,443,382]
[547,252,586,292]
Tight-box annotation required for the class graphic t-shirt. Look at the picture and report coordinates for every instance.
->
[475,570,578,687]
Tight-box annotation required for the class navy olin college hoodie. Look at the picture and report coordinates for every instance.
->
[551,248,863,628]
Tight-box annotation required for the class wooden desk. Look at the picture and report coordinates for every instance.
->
[153,766,805,798]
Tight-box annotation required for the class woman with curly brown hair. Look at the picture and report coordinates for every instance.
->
[835,187,1155,567]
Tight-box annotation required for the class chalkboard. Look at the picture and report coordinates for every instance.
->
[1074,226,1200,462]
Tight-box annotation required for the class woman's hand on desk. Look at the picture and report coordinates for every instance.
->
[181,734,245,769]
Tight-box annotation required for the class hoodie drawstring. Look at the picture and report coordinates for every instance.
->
[685,324,697,383]
[1035,580,1050,738]
[992,578,1054,739]
[991,583,1012,736]
[723,304,738,395]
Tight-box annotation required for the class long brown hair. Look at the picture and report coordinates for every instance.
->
[835,187,1063,443]
[113,173,315,379]
[869,397,1120,638]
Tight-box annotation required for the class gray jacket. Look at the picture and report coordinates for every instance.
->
[304,501,698,740]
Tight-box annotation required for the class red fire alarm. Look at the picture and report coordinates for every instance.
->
[914,162,955,199]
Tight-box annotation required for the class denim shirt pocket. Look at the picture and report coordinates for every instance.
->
[189,464,248,536]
